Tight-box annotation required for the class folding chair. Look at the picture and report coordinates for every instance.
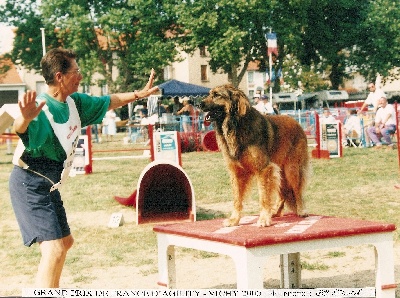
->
[346,118,364,148]
[347,130,362,148]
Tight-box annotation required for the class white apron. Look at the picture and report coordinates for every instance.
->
[13,96,81,192]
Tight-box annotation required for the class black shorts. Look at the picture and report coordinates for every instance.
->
[9,166,70,247]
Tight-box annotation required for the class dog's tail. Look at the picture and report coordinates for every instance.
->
[282,158,311,217]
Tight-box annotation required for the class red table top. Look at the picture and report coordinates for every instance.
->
[153,214,396,248]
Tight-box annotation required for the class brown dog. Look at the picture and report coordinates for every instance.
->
[200,84,309,227]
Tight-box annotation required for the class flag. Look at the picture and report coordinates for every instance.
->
[266,32,278,56]
[266,67,282,83]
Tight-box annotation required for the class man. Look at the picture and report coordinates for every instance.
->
[359,82,386,147]
[252,93,264,114]
[359,82,386,113]
[367,97,396,149]
[261,94,274,115]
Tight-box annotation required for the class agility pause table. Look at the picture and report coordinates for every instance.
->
[153,214,397,298]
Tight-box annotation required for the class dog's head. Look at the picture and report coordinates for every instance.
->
[200,84,251,123]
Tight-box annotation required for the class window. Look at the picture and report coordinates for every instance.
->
[82,84,91,94]
[0,90,18,105]
[248,71,254,84]
[201,65,208,81]
[164,65,172,80]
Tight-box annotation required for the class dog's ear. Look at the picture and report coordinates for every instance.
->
[225,86,250,117]
[236,90,250,116]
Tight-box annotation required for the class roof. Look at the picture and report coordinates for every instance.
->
[247,61,260,71]
[0,58,24,85]
[158,79,210,97]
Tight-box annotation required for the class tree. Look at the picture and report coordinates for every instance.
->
[297,0,368,89]
[3,0,399,95]
[281,54,329,93]
[164,0,271,87]
[0,0,178,94]
[352,0,400,83]
[165,0,313,89]
[0,0,60,70]
[292,0,400,89]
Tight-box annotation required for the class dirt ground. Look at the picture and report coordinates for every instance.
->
[1,208,399,297]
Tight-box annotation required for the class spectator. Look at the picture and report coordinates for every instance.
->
[177,97,195,132]
[171,96,183,130]
[359,82,386,114]
[172,96,183,116]
[252,94,264,114]
[273,103,280,115]
[359,81,386,147]
[320,107,336,124]
[139,108,149,125]
[367,97,396,149]
[8,48,158,288]
[130,108,149,144]
[102,109,117,142]
[343,109,362,146]
[156,99,167,117]
[261,95,274,115]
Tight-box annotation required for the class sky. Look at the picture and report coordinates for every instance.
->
[0,24,14,54]
[0,0,14,54]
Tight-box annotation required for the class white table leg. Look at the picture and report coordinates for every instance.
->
[232,248,265,289]
[157,234,176,288]
[374,240,396,298]
[280,253,301,288]
[155,230,396,294]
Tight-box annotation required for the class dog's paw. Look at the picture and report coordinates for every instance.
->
[256,217,272,227]
[297,211,309,218]
[258,210,272,227]
[296,207,309,217]
[223,217,240,227]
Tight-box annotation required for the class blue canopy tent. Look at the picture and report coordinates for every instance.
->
[158,79,210,97]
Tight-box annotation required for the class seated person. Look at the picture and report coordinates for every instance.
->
[344,109,362,139]
[139,108,149,125]
[131,108,150,143]
[367,97,396,149]
[343,109,362,146]
[320,107,336,124]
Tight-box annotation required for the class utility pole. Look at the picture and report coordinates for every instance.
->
[268,28,273,104]
[40,28,46,56]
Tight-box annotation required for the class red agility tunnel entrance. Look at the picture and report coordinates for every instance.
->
[202,130,219,152]
[135,160,196,225]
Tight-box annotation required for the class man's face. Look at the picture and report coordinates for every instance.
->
[62,59,82,95]
[368,84,376,92]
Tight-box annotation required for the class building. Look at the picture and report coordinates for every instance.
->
[0,58,26,106]
[164,46,248,94]
[246,61,268,98]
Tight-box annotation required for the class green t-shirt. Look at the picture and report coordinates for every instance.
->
[19,92,110,162]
